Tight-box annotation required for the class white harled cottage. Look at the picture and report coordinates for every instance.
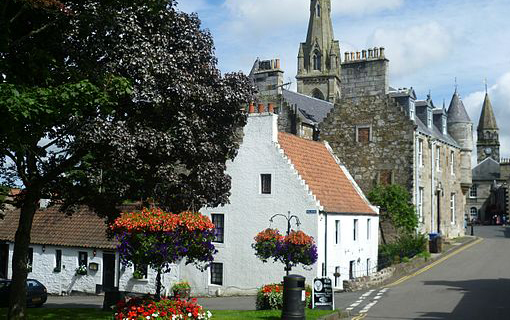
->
[181,105,379,294]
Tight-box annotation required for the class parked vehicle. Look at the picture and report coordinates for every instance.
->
[0,279,48,307]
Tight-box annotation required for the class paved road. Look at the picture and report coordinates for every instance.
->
[355,226,510,320]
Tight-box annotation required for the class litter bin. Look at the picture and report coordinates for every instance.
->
[102,288,125,311]
[429,233,442,253]
[281,275,306,320]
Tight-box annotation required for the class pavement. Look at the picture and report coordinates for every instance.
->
[43,226,495,317]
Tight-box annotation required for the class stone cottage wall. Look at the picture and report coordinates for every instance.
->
[320,94,416,194]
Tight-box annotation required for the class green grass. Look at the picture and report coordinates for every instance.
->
[0,308,338,319]
[0,308,112,319]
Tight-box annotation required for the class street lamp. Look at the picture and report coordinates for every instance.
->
[269,211,301,276]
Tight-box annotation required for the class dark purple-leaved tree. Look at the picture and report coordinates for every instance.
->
[0,0,253,318]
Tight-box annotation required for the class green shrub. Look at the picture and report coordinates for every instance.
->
[256,283,312,310]
[378,233,427,268]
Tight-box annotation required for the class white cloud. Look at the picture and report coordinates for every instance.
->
[176,0,210,13]
[369,22,453,77]
[332,0,404,15]
[463,72,510,163]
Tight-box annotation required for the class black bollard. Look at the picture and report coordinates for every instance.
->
[281,275,306,320]
[471,224,474,236]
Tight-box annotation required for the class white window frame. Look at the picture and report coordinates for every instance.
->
[353,219,358,241]
[450,194,456,224]
[450,151,455,175]
[436,146,441,171]
[427,109,432,128]
[418,139,424,167]
[470,207,478,220]
[442,116,447,134]
[211,213,225,244]
[470,185,477,198]
[210,262,224,286]
[409,100,415,120]
[418,187,424,223]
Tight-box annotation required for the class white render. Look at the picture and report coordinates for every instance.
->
[180,112,379,295]
[4,243,177,295]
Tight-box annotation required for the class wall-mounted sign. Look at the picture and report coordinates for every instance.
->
[312,277,334,310]
[306,209,318,214]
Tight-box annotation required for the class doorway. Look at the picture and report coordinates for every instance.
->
[0,243,8,279]
[102,252,116,291]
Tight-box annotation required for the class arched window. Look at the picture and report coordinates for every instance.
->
[470,207,478,220]
[312,88,325,100]
[313,51,321,70]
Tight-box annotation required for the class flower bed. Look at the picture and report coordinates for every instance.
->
[256,283,312,310]
[114,297,211,320]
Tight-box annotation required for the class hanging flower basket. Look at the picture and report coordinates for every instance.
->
[252,228,317,268]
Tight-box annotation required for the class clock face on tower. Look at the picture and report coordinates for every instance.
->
[484,147,492,155]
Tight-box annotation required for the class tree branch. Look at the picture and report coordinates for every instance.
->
[9,7,25,24]
[13,20,55,47]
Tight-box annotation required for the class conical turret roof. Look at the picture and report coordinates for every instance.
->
[477,93,498,130]
[447,90,471,123]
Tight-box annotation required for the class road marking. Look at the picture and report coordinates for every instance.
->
[387,238,483,287]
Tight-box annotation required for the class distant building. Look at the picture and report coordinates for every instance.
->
[249,0,472,238]
[467,92,509,223]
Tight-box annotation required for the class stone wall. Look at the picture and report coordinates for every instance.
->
[340,55,388,99]
[320,94,416,194]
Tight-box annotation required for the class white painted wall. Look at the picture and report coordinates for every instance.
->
[6,243,178,295]
[180,112,379,295]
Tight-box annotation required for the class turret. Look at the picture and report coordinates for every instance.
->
[447,89,473,193]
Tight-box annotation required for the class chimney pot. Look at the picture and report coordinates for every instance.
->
[368,49,373,58]
[258,103,264,113]
[350,52,355,60]
[249,103,255,113]
[379,47,385,58]
[362,50,367,59]
[374,47,379,57]
[356,51,361,60]
[268,103,274,113]
[275,59,280,69]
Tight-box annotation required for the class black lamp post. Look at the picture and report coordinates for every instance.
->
[269,211,301,276]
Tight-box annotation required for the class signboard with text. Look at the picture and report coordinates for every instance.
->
[312,277,334,310]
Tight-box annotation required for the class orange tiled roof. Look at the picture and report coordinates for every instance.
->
[278,132,376,215]
[0,207,119,249]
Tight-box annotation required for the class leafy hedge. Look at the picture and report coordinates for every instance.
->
[378,233,428,268]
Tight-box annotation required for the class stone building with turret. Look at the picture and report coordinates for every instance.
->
[467,92,509,223]
[248,0,473,238]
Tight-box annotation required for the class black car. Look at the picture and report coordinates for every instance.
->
[0,279,48,307]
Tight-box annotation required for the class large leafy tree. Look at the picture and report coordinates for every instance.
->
[0,0,253,318]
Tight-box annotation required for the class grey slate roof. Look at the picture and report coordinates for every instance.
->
[472,157,501,180]
[282,89,334,124]
[447,91,471,123]
[416,115,460,148]
[478,93,498,130]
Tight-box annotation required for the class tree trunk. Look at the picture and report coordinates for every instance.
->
[155,268,162,301]
[8,191,39,320]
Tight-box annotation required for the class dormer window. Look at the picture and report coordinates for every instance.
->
[409,100,415,121]
[442,115,447,134]
[427,109,432,128]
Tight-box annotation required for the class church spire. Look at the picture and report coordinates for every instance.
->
[477,90,500,163]
[296,0,341,103]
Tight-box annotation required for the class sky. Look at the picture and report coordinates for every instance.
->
[176,0,510,164]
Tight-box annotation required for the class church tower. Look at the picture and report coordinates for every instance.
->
[296,0,341,103]
[477,92,500,163]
